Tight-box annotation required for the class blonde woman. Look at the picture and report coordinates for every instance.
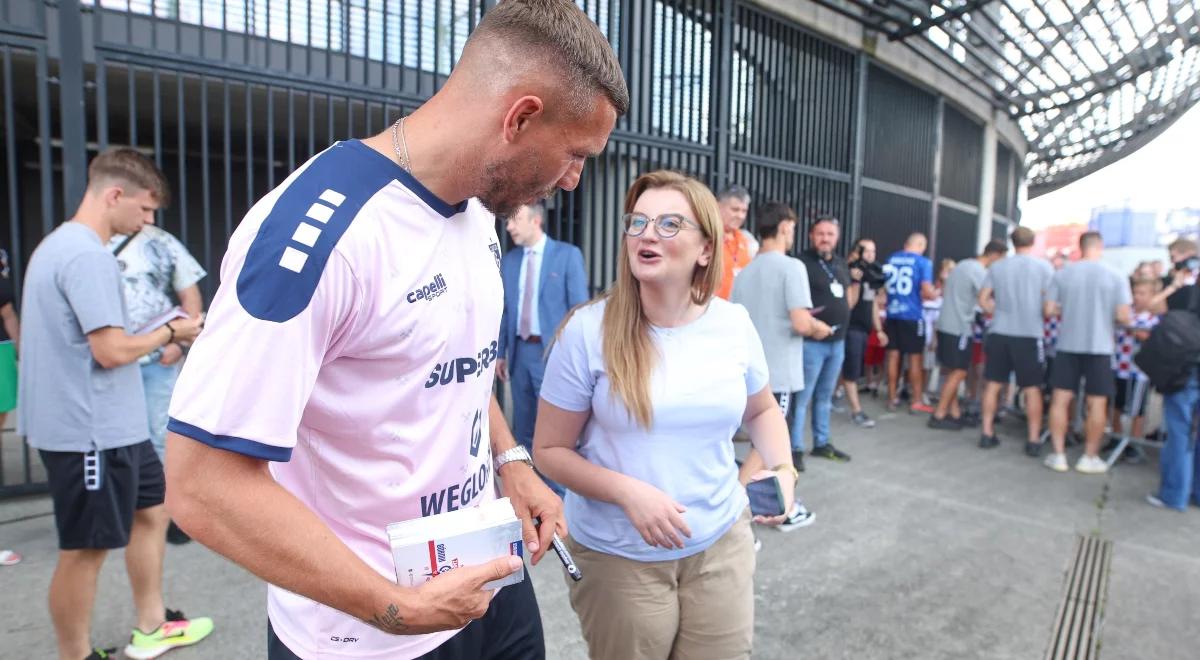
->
[534,171,797,660]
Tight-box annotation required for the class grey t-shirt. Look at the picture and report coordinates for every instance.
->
[983,254,1054,338]
[1048,260,1133,355]
[936,258,987,336]
[17,222,149,451]
[732,251,813,393]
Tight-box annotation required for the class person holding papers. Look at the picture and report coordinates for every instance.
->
[17,147,209,660]
[163,2,628,659]
[535,171,797,660]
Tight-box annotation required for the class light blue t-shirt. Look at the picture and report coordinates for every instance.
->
[540,297,768,561]
[17,222,149,451]
[884,250,934,321]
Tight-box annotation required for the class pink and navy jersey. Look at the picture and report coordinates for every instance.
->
[169,140,503,659]
[1112,311,1160,379]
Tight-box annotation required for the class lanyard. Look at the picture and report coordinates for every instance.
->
[816,256,837,283]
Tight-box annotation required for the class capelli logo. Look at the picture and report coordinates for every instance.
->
[407,274,448,303]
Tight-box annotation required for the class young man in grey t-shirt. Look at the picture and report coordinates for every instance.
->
[18,149,209,660]
[733,201,830,480]
[1044,231,1133,475]
[978,227,1055,454]
[929,240,1007,431]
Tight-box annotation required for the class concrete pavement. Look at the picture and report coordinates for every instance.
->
[2,394,1197,659]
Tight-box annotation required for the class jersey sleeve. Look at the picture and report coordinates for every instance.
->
[167,250,361,461]
[920,257,934,285]
[539,305,598,413]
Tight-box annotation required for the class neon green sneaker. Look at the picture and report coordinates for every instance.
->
[124,609,214,659]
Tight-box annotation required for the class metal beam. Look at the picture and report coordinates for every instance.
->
[889,0,997,41]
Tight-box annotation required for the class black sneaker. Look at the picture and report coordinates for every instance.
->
[811,444,851,462]
[777,500,816,532]
[927,416,963,431]
[791,450,806,473]
[84,648,118,660]
[978,434,1000,449]
[1024,440,1044,457]
[960,412,981,428]
[166,521,192,545]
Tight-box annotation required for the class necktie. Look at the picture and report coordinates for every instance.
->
[519,248,537,339]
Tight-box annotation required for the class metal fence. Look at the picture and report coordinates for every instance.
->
[0,0,1021,496]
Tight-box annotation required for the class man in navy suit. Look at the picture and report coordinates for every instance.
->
[498,203,589,472]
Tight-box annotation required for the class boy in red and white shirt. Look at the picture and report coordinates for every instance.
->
[1110,278,1161,440]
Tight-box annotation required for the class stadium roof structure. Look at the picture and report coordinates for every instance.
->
[809,0,1200,197]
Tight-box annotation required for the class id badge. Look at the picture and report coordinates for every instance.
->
[830,282,845,298]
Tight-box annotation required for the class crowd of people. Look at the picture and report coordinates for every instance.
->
[3,1,1199,659]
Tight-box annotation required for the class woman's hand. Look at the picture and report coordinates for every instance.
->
[616,479,692,549]
[749,469,796,527]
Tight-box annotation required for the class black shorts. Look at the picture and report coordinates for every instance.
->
[39,440,164,550]
[984,334,1046,388]
[1113,376,1151,417]
[1049,352,1116,398]
[268,568,544,660]
[842,328,869,381]
[935,332,973,371]
[885,319,924,355]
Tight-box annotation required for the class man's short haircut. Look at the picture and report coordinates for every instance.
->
[470,0,628,117]
[1010,226,1035,248]
[755,201,796,241]
[809,215,840,232]
[1079,231,1103,251]
[982,239,1008,257]
[1168,237,1197,256]
[905,232,927,247]
[716,185,751,205]
[87,147,170,207]
[524,201,547,223]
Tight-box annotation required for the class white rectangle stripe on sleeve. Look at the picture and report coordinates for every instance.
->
[292,222,322,248]
[319,189,346,207]
[279,246,309,273]
[306,203,335,224]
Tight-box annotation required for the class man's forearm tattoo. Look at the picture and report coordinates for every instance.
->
[369,603,408,634]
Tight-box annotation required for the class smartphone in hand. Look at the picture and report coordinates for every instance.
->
[746,475,786,517]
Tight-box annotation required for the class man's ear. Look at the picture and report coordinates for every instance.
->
[502,96,546,144]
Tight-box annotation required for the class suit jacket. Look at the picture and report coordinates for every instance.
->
[499,237,590,364]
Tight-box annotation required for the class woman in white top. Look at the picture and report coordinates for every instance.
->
[534,171,797,660]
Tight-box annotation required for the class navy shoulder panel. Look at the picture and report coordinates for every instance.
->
[236,141,395,322]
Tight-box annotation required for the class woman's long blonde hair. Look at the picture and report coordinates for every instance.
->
[595,170,724,429]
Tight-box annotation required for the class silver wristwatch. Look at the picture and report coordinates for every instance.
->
[494,445,534,471]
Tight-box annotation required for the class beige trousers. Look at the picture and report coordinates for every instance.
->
[565,508,756,660]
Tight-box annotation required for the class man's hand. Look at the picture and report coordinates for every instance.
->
[497,462,563,565]
[849,267,863,282]
[170,315,204,344]
[160,342,184,366]
[371,555,523,635]
[875,329,889,347]
[810,321,833,340]
[496,358,509,383]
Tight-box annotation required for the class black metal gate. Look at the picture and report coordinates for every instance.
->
[0,0,1020,497]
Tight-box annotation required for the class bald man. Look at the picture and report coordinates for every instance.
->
[163,2,627,658]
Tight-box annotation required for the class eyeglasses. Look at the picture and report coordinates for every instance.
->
[622,213,699,239]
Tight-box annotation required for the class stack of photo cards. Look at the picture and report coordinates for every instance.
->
[386,497,525,590]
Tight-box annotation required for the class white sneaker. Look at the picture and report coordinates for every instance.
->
[1044,453,1069,473]
[777,500,816,532]
[1074,455,1109,474]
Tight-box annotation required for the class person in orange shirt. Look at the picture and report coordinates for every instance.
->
[716,185,753,299]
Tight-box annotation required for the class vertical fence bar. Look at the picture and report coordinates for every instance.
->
[176,71,188,245]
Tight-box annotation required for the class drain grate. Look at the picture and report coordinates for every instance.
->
[1045,534,1113,660]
